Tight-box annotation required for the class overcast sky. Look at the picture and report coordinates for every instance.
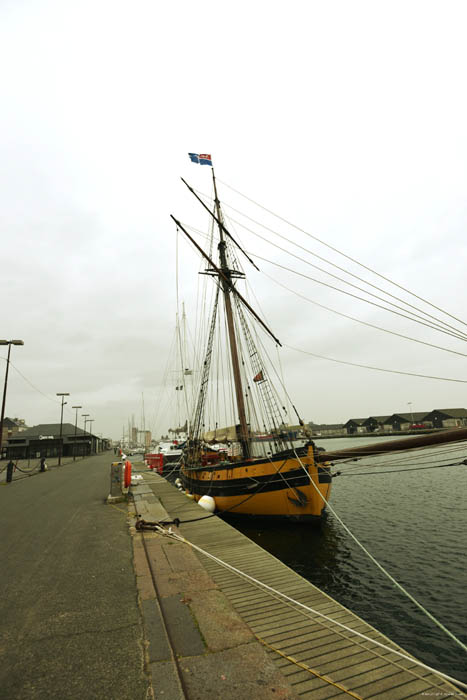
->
[1,0,467,440]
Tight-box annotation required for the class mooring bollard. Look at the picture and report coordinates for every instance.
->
[6,460,15,483]
[106,461,125,504]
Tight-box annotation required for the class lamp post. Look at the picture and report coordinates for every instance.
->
[0,340,24,459]
[56,393,70,465]
[82,414,90,457]
[88,419,95,454]
[72,405,82,461]
[408,402,414,426]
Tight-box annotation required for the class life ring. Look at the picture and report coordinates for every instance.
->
[124,460,132,488]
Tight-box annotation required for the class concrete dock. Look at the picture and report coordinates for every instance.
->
[1,453,465,699]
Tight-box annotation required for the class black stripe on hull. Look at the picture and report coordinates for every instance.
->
[183,444,311,473]
[181,466,331,498]
[219,511,324,523]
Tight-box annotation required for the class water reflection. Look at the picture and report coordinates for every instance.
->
[236,513,344,584]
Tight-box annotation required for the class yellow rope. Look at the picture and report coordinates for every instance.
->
[255,634,364,700]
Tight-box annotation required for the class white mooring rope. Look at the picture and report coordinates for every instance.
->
[293,450,467,657]
[156,524,466,692]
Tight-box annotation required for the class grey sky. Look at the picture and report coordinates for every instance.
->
[2,1,467,439]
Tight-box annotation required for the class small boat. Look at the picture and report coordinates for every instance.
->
[157,437,186,464]
[149,435,186,480]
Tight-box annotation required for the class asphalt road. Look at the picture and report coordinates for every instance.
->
[0,452,150,700]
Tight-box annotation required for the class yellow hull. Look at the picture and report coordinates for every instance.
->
[181,445,332,521]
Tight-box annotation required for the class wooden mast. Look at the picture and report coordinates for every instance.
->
[212,168,251,458]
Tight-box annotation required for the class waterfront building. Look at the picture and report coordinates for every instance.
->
[5,423,108,460]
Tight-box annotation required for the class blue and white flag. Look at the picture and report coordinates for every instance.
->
[188,153,212,166]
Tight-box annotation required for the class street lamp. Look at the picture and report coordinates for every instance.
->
[82,414,90,457]
[408,402,414,426]
[0,340,24,458]
[57,393,70,466]
[72,405,82,461]
[88,419,95,453]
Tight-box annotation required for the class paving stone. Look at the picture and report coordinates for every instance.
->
[141,599,172,663]
[136,573,156,601]
[150,660,185,700]
[188,588,254,652]
[180,641,299,700]
[159,595,206,657]
[162,541,205,573]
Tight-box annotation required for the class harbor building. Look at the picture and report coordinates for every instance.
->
[423,408,467,428]
[343,408,467,434]
[5,423,108,460]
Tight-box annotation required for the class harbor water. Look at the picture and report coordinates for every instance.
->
[235,436,467,685]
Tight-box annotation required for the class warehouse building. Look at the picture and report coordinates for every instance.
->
[6,423,105,460]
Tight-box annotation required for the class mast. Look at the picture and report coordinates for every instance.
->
[212,169,250,458]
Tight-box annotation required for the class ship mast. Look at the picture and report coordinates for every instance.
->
[211,169,250,458]
[174,172,280,457]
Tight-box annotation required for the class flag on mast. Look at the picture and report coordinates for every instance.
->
[188,153,213,166]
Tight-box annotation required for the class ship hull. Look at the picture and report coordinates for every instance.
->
[180,446,332,521]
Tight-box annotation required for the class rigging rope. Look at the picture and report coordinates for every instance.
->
[336,443,467,470]
[183,217,467,345]
[246,250,467,343]
[223,213,467,343]
[286,344,467,383]
[256,267,467,358]
[196,186,467,342]
[217,178,467,332]
[205,188,467,341]
[180,223,467,379]
[335,459,467,476]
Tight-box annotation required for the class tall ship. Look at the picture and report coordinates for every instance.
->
[172,160,467,521]
[172,167,332,521]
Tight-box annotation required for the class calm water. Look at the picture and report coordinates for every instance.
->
[234,436,467,684]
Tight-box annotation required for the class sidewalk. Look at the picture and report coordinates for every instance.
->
[0,451,151,700]
[0,453,102,483]
[0,452,298,700]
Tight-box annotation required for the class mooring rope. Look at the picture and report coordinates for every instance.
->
[293,450,467,657]
[153,524,466,692]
